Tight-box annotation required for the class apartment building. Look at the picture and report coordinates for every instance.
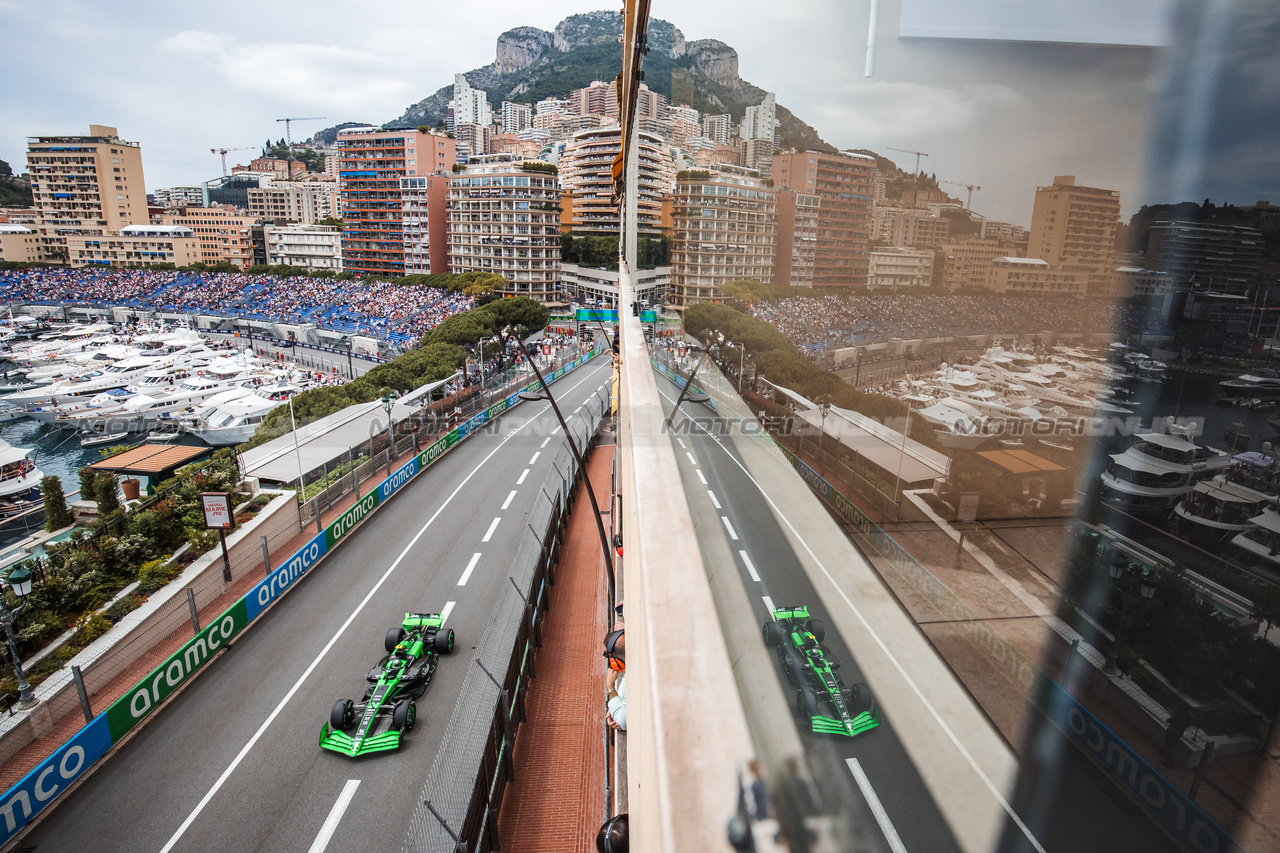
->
[873,206,950,247]
[1111,266,1176,299]
[336,127,456,276]
[1144,220,1263,293]
[454,123,489,162]
[161,207,256,268]
[570,81,613,117]
[27,124,148,261]
[249,158,306,179]
[1027,175,1121,295]
[451,74,493,130]
[447,156,562,301]
[247,179,338,224]
[669,165,776,307]
[558,128,675,237]
[984,256,1086,297]
[774,189,819,287]
[264,224,342,272]
[66,224,200,269]
[867,247,934,288]
[771,149,875,288]
[502,101,532,135]
[401,175,451,275]
[153,186,205,209]
[701,114,731,146]
[939,237,1008,291]
[0,225,39,264]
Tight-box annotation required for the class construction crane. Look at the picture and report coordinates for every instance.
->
[275,117,327,147]
[210,146,256,177]
[886,147,929,174]
[943,180,982,210]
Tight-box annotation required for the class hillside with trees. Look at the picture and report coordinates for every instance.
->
[385,11,834,153]
[0,160,33,208]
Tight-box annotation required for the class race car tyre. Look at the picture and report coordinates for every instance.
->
[844,683,873,715]
[780,648,802,687]
[330,699,354,731]
[763,622,780,646]
[385,626,407,653]
[434,628,456,653]
[796,687,818,719]
[393,699,416,732]
[807,618,825,643]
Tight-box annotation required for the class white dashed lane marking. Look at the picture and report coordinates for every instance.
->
[440,601,456,623]
[847,758,909,853]
[517,469,530,484]
[739,550,760,582]
[457,553,482,586]
[482,518,501,543]
[529,451,540,465]
[721,516,739,540]
[676,438,687,449]
[686,451,698,466]
[306,779,361,853]
[695,469,707,485]
[502,490,517,510]
[707,491,721,509]
[762,595,776,617]
[540,437,551,448]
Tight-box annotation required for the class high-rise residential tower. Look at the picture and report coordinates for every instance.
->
[669,165,776,307]
[1027,175,1121,295]
[27,125,147,261]
[447,156,562,301]
[336,127,455,276]
[501,102,532,135]
[772,149,876,287]
[701,114,731,146]
[558,128,675,237]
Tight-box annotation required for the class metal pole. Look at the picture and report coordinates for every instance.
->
[260,534,271,576]
[71,665,93,723]
[186,587,201,632]
[288,395,305,503]
[1189,740,1216,800]
[218,529,232,583]
[522,344,615,610]
[0,606,37,709]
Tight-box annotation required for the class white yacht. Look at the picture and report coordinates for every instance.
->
[1100,429,1231,512]
[1220,371,1280,399]
[184,381,300,446]
[0,439,43,519]
[116,357,270,430]
[915,401,994,450]
[1230,508,1280,582]
[1172,450,1280,543]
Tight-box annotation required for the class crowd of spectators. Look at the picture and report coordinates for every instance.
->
[0,269,474,343]
[751,293,1149,350]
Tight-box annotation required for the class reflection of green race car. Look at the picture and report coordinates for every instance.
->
[319,612,455,757]
[763,605,880,738]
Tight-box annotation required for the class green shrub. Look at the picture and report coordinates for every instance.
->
[138,559,180,593]
[71,612,113,647]
[105,594,146,623]
[41,475,73,531]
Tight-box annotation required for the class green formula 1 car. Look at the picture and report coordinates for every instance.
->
[763,605,880,738]
[319,612,456,757]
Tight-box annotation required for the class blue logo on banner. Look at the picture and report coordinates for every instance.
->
[380,458,418,501]
[1042,680,1235,853]
[0,714,112,842]
[246,532,328,621]
[458,411,487,439]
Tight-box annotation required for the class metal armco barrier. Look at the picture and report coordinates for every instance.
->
[0,348,603,846]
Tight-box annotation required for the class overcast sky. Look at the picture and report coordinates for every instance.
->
[1,0,1274,226]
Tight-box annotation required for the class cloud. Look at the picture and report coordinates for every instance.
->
[156,31,413,112]
[814,80,1025,142]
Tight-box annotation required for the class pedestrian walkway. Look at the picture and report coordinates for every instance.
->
[496,443,612,852]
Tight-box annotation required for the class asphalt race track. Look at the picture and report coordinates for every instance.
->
[21,358,612,853]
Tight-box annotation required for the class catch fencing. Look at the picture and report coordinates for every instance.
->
[0,348,605,846]
[401,389,610,853]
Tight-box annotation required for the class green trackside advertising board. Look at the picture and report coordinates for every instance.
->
[0,347,604,845]
[105,599,250,742]
[575,309,617,323]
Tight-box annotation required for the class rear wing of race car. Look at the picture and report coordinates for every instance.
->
[401,612,445,630]
[771,604,810,622]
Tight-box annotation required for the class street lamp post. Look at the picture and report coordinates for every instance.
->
[287,394,306,502]
[382,394,397,477]
[2,567,38,710]
[516,333,616,611]
[817,403,831,478]
[1104,558,1158,674]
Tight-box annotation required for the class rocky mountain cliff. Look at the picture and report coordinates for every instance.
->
[385,11,834,154]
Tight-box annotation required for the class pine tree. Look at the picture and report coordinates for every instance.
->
[41,475,73,531]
